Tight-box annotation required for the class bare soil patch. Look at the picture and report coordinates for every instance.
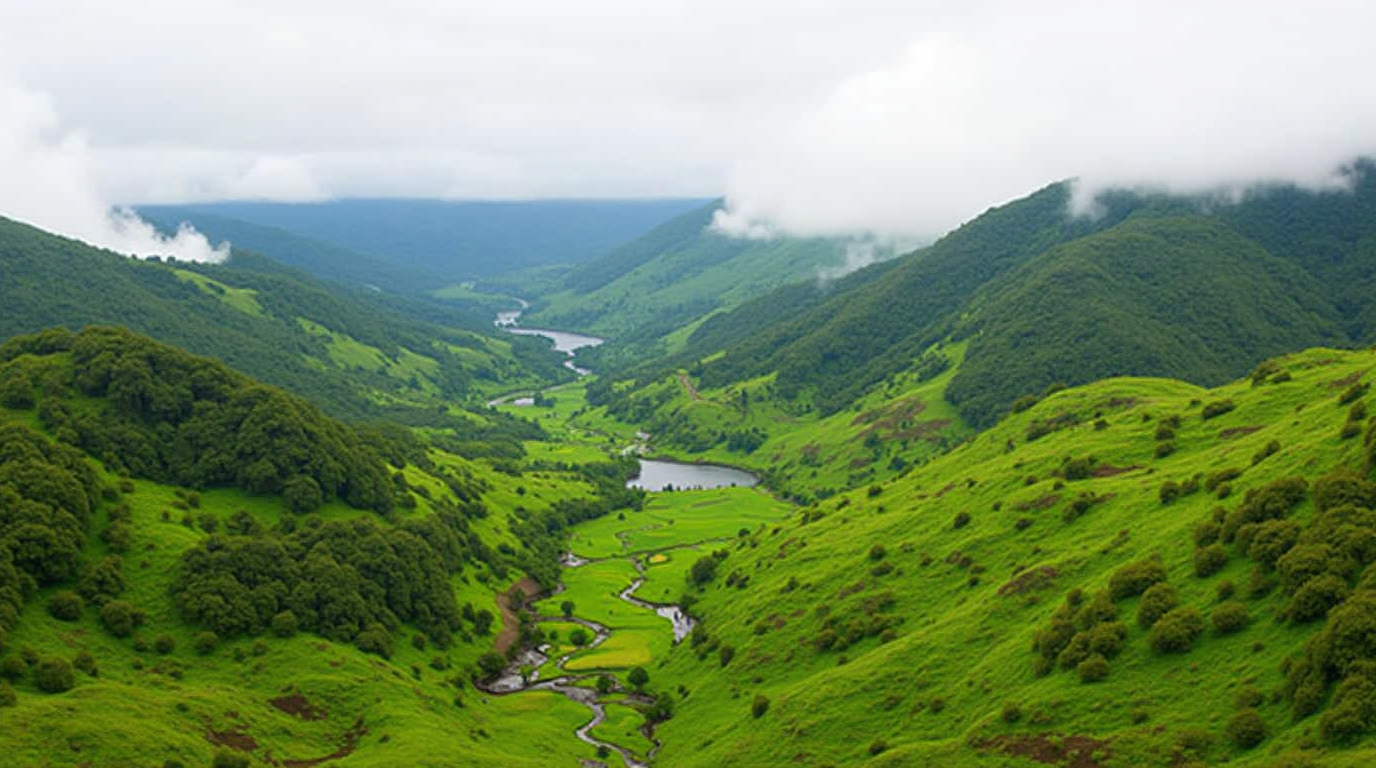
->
[269,693,327,721]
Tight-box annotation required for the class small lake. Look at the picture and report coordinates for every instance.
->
[627,459,759,491]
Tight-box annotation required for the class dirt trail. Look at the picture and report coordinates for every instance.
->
[677,373,702,401]
[494,577,543,654]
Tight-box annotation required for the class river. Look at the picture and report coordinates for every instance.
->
[494,299,603,376]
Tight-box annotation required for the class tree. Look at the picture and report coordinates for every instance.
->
[569,628,590,646]
[628,666,649,690]
[271,610,299,637]
[46,590,84,621]
[477,652,506,678]
[34,657,74,693]
[283,475,324,514]
[560,600,575,618]
[100,600,137,638]
[688,555,719,586]
[596,674,614,695]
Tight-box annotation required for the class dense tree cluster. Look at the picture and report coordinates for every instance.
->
[4,326,393,513]
[0,420,102,650]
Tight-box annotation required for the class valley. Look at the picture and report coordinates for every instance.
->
[3,165,1376,768]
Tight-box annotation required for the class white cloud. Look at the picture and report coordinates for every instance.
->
[719,0,1376,239]
[1,0,1373,245]
[0,77,227,261]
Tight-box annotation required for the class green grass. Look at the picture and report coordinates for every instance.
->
[173,268,266,317]
[632,347,1376,767]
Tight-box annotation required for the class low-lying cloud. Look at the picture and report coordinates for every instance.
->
[717,0,1376,241]
[0,77,228,262]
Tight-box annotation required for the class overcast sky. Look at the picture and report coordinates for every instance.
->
[2,0,1375,260]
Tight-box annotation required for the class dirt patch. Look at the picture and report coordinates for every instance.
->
[851,396,927,429]
[935,482,957,498]
[677,372,703,401]
[1090,464,1139,478]
[836,581,866,599]
[974,733,1110,768]
[494,577,544,654]
[205,726,259,752]
[998,566,1059,596]
[270,693,327,721]
[1219,425,1262,439]
[1015,494,1060,512]
[280,718,368,768]
[1106,396,1137,409]
[1327,370,1365,388]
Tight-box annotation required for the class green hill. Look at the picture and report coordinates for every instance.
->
[0,215,570,427]
[669,165,1376,429]
[517,201,863,366]
[0,326,642,767]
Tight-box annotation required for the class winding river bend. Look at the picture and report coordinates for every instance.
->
[495,299,603,376]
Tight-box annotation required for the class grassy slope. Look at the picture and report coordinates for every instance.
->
[0,408,611,768]
[638,347,1376,767]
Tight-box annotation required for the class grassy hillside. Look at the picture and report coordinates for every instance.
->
[143,198,711,284]
[0,327,644,767]
[634,346,1376,767]
[518,201,862,366]
[0,215,570,427]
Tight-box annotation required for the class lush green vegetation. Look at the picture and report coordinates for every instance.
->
[613,165,1376,433]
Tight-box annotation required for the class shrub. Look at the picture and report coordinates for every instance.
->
[1088,621,1127,658]
[1000,701,1023,723]
[1277,544,1335,593]
[628,666,649,690]
[1226,708,1266,749]
[1285,574,1350,623]
[1193,519,1222,548]
[1319,673,1376,745]
[1194,544,1228,578]
[1159,481,1182,504]
[569,628,590,646]
[1078,653,1109,682]
[72,650,97,676]
[0,681,15,707]
[688,556,719,586]
[752,694,770,718]
[271,610,299,637]
[100,600,136,638]
[1148,607,1204,653]
[719,645,736,667]
[1202,400,1236,419]
[1216,580,1236,601]
[193,631,218,655]
[1313,470,1376,513]
[477,652,505,678]
[211,751,250,768]
[1154,442,1176,459]
[0,656,26,682]
[356,624,393,658]
[952,512,971,529]
[1252,440,1281,465]
[1109,559,1168,600]
[47,591,84,621]
[1155,424,1176,441]
[868,739,888,755]
[1338,382,1370,406]
[34,657,74,693]
[1211,601,1249,634]
[1137,583,1179,628]
[283,475,324,514]
[1247,519,1302,568]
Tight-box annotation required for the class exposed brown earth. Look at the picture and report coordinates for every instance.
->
[974,733,1110,768]
[998,565,1059,596]
[495,576,544,654]
[269,693,327,721]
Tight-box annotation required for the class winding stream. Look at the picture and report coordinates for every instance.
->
[477,553,686,768]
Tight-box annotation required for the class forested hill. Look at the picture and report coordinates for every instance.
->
[0,215,569,425]
[137,208,442,294]
[669,162,1376,427]
[139,198,711,284]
